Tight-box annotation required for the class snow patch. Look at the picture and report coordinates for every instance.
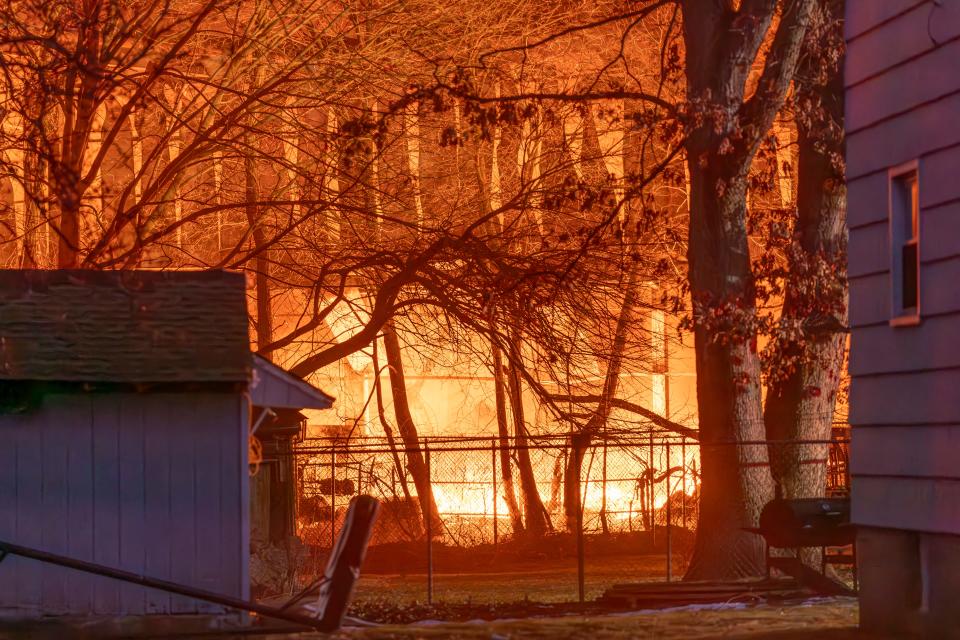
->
[606,601,751,617]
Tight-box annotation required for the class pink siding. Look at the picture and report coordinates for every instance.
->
[850,313,960,375]
[845,0,927,41]
[847,0,960,536]
[846,0,960,86]
[852,425,960,479]
[846,93,960,179]
[848,38,960,132]
[850,369,960,431]
[849,259,960,328]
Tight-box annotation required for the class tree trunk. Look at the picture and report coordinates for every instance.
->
[372,338,419,540]
[491,337,524,535]
[765,0,846,500]
[245,152,273,356]
[373,339,413,503]
[505,333,551,536]
[382,321,442,536]
[57,199,81,268]
[21,144,43,268]
[682,162,774,581]
[56,37,103,270]
[562,431,590,533]
[680,0,814,581]
[562,266,639,531]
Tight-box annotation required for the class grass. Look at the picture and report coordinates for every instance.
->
[352,553,682,605]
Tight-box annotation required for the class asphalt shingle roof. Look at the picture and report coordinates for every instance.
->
[0,270,250,382]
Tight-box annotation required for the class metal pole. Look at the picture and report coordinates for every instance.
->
[330,445,337,549]
[601,438,608,532]
[491,439,498,546]
[665,441,672,582]
[425,440,433,605]
[0,539,335,631]
[577,488,585,604]
[681,437,687,530]
[649,433,655,547]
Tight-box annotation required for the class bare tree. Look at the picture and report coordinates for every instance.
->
[382,321,443,534]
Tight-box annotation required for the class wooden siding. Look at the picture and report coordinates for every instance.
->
[849,201,960,280]
[852,425,960,479]
[848,38,960,133]
[847,0,960,86]
[846,1,960,534]
[850,314,960,375]
[846,93,960,179]
[0,392,248,616]
[850,369,960,427]
[852,476,960,535]
[849,145,960,229]
[848,258,960,327]
[845,0,926,41]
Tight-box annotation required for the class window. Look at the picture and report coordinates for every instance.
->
[890,162,920,324]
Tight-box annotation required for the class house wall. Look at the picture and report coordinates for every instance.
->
[0,391,249,617]
[846,0,960,539]
[846,1,960,636]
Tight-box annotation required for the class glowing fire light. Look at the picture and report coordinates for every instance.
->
[297,441,701,544]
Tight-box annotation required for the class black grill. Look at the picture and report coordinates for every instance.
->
[757,497,855,549]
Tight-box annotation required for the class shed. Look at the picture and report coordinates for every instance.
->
[248,355,333,590]
[0,270,333,618]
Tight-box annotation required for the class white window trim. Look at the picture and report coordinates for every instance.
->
[888,159,921,327]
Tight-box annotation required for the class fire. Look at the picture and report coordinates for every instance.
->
[427,471,697,533]
[428,448,698,527]
[431,484,503,517]
[296,438,701,544]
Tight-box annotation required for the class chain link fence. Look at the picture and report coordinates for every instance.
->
[289,430,850,604]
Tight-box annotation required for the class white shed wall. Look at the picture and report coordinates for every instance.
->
[0,391,249,616]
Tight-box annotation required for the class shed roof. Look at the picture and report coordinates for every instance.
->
[0,270,250,382]
[251,355,334,410]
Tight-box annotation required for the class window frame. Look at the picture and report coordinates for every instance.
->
[888,159,921,326]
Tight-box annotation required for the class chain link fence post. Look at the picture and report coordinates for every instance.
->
[665,440,672,582]
[601,437,608,533]
[491,439,498,547]
[425,439,433,605]
[681,436,687,530]
[577,479,585,604]
[329,444,336,549]
[648,432,655,547]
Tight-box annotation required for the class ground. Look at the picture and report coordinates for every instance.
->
[0,549,868,639]
[0,596,878,639]
[318,598,869,639]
